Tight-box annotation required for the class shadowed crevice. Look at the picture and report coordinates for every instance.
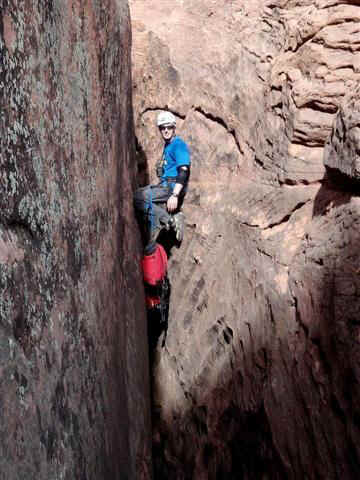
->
[194,105,243,155]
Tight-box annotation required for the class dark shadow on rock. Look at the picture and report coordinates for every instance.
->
[313,168,357,217]
[152,381,288,479]
[295,165,360,478]
[147,275,171,361]
[315,220,360,477]
[135,135,150,187]
[157,228,181,259]
[149,170,360,479]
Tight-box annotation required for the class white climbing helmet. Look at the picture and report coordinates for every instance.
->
[157,111,176,127]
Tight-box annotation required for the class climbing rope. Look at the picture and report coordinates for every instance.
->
[159,276,169,325]
[147,186,154,239]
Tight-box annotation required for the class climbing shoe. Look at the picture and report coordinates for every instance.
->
[172,212,185,242]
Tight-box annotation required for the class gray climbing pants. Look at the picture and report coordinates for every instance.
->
[133,184,172,240]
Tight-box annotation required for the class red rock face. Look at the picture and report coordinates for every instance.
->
[0,1,151,479]
[130,0,360,478]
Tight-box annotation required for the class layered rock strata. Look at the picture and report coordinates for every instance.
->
[130,0,360,478]
[325,84,360,182]
[0,1,151,479]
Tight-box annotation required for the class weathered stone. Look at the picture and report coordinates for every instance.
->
[130,0,360,478]
[324,85,360,183]
[0,1,151,479]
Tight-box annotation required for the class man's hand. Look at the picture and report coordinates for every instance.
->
[167,194,178,212]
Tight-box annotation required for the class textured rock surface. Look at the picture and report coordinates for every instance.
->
[0,1,151,479]
[325,85,360,182]
[130,0,360,478]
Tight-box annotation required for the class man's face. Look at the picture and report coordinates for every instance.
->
[159,124,176,142]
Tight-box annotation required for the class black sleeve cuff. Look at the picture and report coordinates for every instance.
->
[176,166,190,185]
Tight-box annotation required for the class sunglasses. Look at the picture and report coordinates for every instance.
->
[159,125,175,131]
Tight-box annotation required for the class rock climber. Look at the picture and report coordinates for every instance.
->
[134,111,191,245]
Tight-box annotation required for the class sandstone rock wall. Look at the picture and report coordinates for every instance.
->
[0,1,151,479]
[130,0,360,478]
